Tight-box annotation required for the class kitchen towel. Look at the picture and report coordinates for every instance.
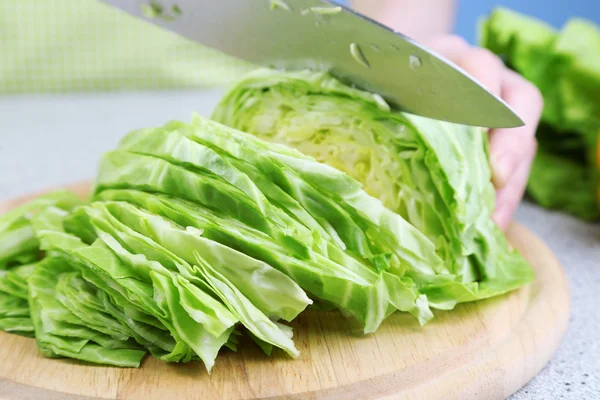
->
[0,0,254,94]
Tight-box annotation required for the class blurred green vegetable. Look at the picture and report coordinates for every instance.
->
[480,7,600,220]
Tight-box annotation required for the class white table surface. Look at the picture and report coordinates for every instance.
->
[1,90,598,400]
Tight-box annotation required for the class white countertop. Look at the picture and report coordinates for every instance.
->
[1,91,598,399]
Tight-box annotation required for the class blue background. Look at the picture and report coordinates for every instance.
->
[333,1,600,43]
[456,0,600,43]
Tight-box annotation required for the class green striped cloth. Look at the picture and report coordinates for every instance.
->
[1,0,255,94]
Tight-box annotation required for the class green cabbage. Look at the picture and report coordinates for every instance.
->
[27,205,148,367]
[0,263,35,336]
[213,69,534,309]
[0,71,535,370]
[0,190,82,269]
[0,190,83,337]
[94,116,436,332]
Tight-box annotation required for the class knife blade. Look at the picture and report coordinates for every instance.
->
[99,0,524,128]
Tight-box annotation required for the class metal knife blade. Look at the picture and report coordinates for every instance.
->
[99,0,524,128]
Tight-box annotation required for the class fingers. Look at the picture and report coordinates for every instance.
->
[489,70,543,188]
[425,35,504,97]
[493,139,537,230]
[424,35,470,60]
[454,48,505,98]
[425,35,545,228]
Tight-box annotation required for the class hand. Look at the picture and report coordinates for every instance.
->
[424,35,544,231]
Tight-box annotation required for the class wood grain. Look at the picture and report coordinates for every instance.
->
[0,182,570,400]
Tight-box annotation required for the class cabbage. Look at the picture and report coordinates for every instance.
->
[0,190,82,269]
[0,263,35,336]
[213,69,534,308]
[0,71,534,370]
[0,190,83,337]
[94,116,435,331]
[28,205,147,367]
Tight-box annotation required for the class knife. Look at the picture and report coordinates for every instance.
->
[98,0,524,128]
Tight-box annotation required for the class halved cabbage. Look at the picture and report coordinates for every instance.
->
[213,69,534,309]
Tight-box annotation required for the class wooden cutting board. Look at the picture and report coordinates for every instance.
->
[0,183,570,400]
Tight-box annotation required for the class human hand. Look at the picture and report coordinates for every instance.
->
[424,35,544,231]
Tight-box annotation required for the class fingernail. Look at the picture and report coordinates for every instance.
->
[491,153,511,188]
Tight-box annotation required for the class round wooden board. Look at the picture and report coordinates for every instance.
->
[0,183,570,400]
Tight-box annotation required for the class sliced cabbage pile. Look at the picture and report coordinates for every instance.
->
[0,70,533,370]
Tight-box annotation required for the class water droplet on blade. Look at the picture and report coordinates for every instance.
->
[409,55,422,69]
[140,3,162,19]
[309,6,342,15]
[417,88,423,96]
[349,43,370,68]
[389,43,400,51]
[370,44,381,52]
[372,94,390,111]
[269,0,291,11]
